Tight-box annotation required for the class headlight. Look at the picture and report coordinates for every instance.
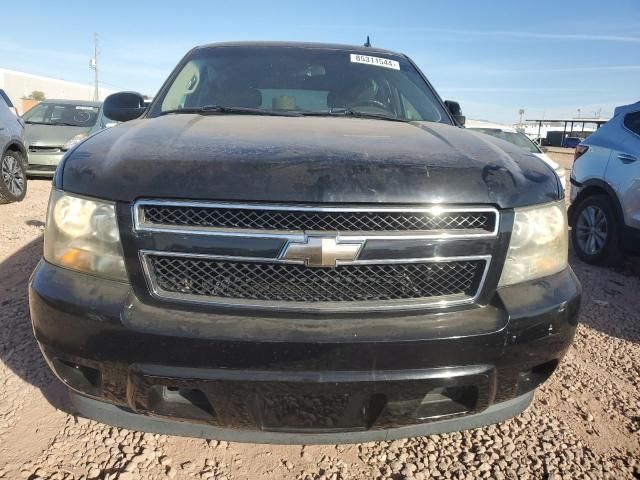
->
[498,200,568,287]
[62,133,88,151]
[556,167,567,192]
[44,190,128,282]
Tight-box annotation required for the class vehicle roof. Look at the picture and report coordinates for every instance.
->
[40,99,102,106]
[195,41,405,57]
[613,101,640,117]
[465,119,518,133]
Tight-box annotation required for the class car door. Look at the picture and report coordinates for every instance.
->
[0,96,12,151]
[605,110,640,229]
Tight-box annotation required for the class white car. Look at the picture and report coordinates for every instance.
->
[466,120,566,191]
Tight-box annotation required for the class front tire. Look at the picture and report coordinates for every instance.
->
[571,194,624,266]
[0,151,27,204]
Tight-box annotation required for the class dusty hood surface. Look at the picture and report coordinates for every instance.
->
[60,115,560,208]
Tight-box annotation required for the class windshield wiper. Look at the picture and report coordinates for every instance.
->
[300,109,408,123]
[160,105,301,117]
[51,122,80,126]
[24,121,49,125]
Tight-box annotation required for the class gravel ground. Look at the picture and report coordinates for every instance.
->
[1,168,639,479]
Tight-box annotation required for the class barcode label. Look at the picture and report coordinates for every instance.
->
[350,54,400,70]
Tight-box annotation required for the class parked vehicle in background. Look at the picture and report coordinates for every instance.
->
[0,89,20,116]
[465,120,566,191]
[0,89,27,203]
[569,102,640,265]
[562,136,582,148]
[22,100,111,177]
[30,42,579,443]
[536,137,551,147]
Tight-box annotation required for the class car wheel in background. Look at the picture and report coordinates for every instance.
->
[571,194,624,266]
[0,151,27,204]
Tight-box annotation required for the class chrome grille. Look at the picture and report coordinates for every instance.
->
[145,254,485,304]
[139,203,496,233]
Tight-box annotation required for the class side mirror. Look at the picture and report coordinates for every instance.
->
[444,100,466,126]
[103,92,147,122]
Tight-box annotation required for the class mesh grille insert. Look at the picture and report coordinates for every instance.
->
[147,255,485,303]
[140,205,495,233]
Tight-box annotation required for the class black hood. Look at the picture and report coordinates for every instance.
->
[60,115,560,208]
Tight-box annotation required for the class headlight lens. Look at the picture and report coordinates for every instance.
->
[498,200,568,287]
[62,133,88,151]
[556,167,567,192]
[44,190,128,282]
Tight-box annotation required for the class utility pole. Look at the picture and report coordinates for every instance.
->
[89,33,99,101]
[518,109,525,125]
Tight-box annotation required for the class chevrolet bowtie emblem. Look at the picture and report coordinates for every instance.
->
[280,236,364,267]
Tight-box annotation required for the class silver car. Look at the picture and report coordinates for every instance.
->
[23,99,108,177]
[569,102,640,264]
[465,120,566,191]
[0,89,27,203]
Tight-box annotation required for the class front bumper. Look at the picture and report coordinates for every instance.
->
[30,261,580,443]
[27,151,63,177]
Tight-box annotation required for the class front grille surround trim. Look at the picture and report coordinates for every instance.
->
[134,200,500,240]
[139,250,492,312]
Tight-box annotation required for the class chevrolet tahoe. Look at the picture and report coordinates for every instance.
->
[29,42,580,444]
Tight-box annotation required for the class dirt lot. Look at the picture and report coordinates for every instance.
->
[1,157,639,479]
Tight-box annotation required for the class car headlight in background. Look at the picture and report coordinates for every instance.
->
[62,133,88,151]
[555,167,567,192]
[498,200,568,287]
[44,190,128,282]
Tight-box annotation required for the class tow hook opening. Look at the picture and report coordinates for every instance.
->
[415,385,478,419]
[52,358,101,396]
[516,359,559,395]
[148,386,216,422]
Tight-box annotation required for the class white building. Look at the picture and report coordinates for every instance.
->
[515,121,598,140]
[0,68,116,114]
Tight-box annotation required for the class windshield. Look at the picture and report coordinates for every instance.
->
[152,46,449,123]
[471,128,542,154]
[22,103,100,127]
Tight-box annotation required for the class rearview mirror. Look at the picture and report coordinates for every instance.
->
[104,92,147,122]
[444,100,466,126]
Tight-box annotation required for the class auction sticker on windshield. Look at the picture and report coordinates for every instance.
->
[350,54,400,70]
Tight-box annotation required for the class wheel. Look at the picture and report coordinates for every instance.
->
[0,150,27,204]
[571,194,624,266]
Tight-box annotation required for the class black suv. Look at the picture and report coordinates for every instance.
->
[30,42,580,443]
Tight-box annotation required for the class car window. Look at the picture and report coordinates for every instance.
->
[400,93,423,121]
[50,105,67,122]
[22,103,100,127]
[23,103,47,122]
[156,47,449,123]
[623,111,640,135]
[470,128,541,154]
[0,89,14,108]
